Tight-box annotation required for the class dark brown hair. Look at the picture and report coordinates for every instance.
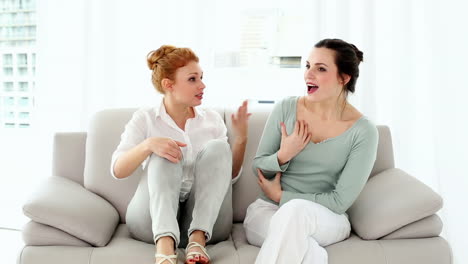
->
[314,39,363,95]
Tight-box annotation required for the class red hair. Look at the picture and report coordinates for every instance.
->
[147,45,199,94]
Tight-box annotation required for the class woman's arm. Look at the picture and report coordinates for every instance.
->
[230,100,251,179]
[252,99,310,179]
[231,136,247,178]
[113,140,152,179]
[110,109,186,179]
[279,124,379,214]
[113,137,186,179]
[251,100,287,178]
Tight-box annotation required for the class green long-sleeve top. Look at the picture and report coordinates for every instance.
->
[253,96,379,214]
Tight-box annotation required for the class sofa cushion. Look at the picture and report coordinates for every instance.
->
[83,108,142,221]
[231,223,261,263]
[347,168,443,240]
[88,224,239,264]
[23,176,119,246]
[231,223,451,264]
[369,126,395,177]
[381,214,443,240]
[22,221,90,247]
[326,234,451,264]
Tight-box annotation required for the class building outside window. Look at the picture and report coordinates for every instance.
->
[0,0,36,128]
[3,82,13,92]
[18,81,28,91]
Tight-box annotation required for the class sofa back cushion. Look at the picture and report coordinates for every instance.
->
[83,105,395,223]
[84,108,141,221]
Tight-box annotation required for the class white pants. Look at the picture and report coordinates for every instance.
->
[243,199,351,264]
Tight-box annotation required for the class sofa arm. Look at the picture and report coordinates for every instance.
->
[347,168,443,240]
[53,132,87,186]
[23,176,119,246]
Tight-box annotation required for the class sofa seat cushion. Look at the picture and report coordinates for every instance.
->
[231,224,451,264]
[347,168,443,240]
[381,214,443,240]
[326,233,451,264]
[88,224,239,264]
[22,221,91,247]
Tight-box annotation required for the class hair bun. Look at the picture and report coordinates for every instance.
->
[146,45,177,70]
[350,44,364,62]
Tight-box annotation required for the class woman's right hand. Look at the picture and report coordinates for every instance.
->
[144,137,187,163]
[277,121,311,165]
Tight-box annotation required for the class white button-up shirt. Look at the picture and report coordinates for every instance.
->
[111,99,240,201]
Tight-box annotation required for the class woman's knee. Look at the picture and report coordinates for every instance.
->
[200,139,231,160]
[271,199,312,225]
[147,154,183,179]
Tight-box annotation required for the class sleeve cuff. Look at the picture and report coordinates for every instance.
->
[275,152,290,172]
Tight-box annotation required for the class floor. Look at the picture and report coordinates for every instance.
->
[0,228,24,264]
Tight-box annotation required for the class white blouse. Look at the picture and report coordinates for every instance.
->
[111,99,240,201]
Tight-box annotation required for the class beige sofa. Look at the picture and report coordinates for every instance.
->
[19,104,452,264]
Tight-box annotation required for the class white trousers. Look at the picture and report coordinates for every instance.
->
[243,199,351,264]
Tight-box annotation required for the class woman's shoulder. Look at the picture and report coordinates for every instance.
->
[131,106,157,120]
[270,96,300,116]
[277,96,300,108]
[352,116,379,143]
[197,107,225,124]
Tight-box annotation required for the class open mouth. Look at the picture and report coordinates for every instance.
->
[307,83,319,94]
[195,93,203,100]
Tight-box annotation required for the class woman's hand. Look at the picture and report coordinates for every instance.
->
[277,121,311,165]
[257,169,283,203]
[144,137,187,163]
[231,100,252,141]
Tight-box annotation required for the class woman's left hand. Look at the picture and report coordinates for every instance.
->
[231,100,251,140]
[257,169,283,203]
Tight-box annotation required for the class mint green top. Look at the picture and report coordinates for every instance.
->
[253,96,379,214]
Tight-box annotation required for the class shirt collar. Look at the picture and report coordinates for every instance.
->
[155,98,204,119]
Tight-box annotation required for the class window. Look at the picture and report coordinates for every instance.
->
[2,54,13,66]
[4,122,15,128]
[18,81,28,92]
[18,96,29,106]
[3,82,14,92]
[17,53,27,65]
[5,111,15,119]
[3,67,13,76]
[18,67,28,76]
[18,111,29,119]
[3,96,15,106]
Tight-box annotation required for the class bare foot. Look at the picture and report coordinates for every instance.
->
[185,231,210,264]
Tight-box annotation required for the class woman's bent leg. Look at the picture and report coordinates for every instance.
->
[255,199,350,264]
[188,139,232,242]
[126,171,154,244]
[126,154,183,246]
[243,199,279,247]
[179,184,233,248]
